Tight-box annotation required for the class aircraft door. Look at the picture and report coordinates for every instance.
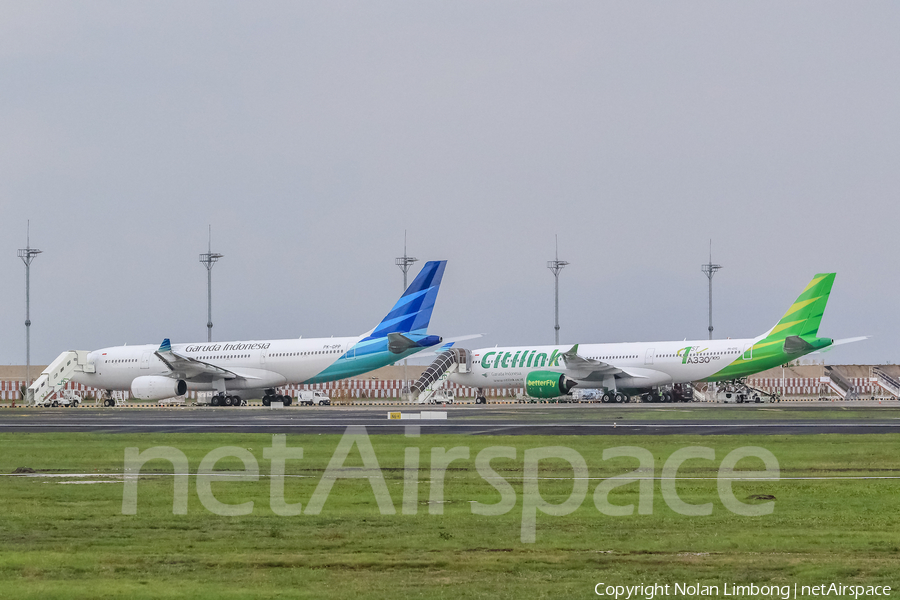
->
[140,353,150,369]
[644,348,655,366]
[742,343,753,360]
[260,349,268,367]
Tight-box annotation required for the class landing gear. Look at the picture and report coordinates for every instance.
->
[614,392,628,403]
[601,392,613,403]
[262,390,291,406]
[210,393,243,407]
[475,396,487,405]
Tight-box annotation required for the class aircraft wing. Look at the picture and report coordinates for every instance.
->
[559,344,627,381]
[154,339,260,381]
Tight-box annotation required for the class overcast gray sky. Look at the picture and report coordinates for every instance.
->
[2,2,898,367]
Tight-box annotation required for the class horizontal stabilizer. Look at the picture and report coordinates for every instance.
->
[812,336,869,354]
[783,336,816,354]
[387,332,443,354]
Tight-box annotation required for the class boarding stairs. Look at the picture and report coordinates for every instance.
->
[26,350,94,406]
[693,383,714,403]
[823,366,857,400]
[872,367,900,399]
[408,348,472,404]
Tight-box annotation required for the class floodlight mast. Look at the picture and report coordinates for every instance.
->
[199,226,224,343]
[395,231,418,393]
[547,235,568,345]
[17,221,42,387]
[394,230,418,290]
[701,240,722,340]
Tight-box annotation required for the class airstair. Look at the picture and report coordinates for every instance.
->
[872,367,900,398]
[408,348,472,404]
[26,350,94,406]
[824,366,857,400]
[693,383,713,403]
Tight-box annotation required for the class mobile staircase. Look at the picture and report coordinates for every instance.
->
[26,350,94,406]
[872,367,900,399]
[408,348,472,404]
[824,366,857,400]
[693,383,714,403]
[714,379,779,403]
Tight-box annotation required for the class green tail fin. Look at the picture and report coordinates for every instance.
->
[765,273,835,340]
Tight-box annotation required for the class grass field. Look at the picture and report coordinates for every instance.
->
[1,431,898,599]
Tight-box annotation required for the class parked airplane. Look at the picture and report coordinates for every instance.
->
[450,273,862,403]
[72,261,447,406]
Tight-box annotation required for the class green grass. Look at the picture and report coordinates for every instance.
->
[1,432,898,598]
[454,404,900,422]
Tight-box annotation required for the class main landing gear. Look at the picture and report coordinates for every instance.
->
[601,391,630,403]
[640,391,673,403]
[211,394,246,407]
[262,389,292,407]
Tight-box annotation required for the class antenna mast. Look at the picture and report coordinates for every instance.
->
[701,240,722,340]
[547,235,569,345]
[199,225,224,342]
[17,221,42,387]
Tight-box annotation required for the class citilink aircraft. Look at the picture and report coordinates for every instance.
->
[72,261,447,406]
[450,273,860,403]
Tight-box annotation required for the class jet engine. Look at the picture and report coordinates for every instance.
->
[524,371,577,399]
[131,376,187,401]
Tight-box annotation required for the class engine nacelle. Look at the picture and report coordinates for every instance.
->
[130,376,187,401]
[525,371,577,399]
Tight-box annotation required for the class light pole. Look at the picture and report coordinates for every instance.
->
[395,231,418,394]
[701,240,722,340]
[17,221,42,388]
[547,235,568,345]
[199,226,224,343]
[394,230,418,291]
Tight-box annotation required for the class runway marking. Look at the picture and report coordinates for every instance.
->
[1,422,899,429]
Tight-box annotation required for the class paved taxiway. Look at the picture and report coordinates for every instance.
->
[1,404,899,435]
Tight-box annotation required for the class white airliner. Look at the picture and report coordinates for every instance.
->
[450,273,863,402]
[72,261,448,406]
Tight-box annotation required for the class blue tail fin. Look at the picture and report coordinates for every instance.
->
[366,260,446,339]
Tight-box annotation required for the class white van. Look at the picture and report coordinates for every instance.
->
[298,391,331,406]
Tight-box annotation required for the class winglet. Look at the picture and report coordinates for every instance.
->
[159,338,172,353]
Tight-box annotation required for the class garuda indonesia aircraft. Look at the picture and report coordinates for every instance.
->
[451,273,859,403]
[72,261,447,406]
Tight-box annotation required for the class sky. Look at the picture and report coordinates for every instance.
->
[1,2,898,367]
